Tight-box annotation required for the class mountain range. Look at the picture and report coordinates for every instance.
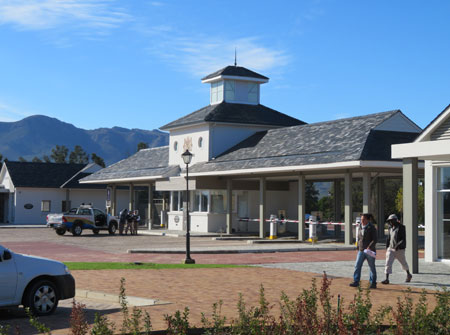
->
[0,115,169,165]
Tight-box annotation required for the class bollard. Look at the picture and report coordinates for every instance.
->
[269,214,277,239]
[308,215,318,242]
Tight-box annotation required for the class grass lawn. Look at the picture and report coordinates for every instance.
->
[65,262,247,270]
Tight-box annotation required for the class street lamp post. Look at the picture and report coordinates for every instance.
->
[182,149,195,264]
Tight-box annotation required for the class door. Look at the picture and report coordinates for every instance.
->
[0,246,18,304]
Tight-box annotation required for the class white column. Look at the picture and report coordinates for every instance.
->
[129,183,134,211]
[334,180,342,238]
[424,160,436,262]
[111,184,117,216]
[362,172,371,214]
[377,178,385,239]
[344,172,353,245]
[259,177,266,238]
[226,179,232,234]
[403,158,418,273]
[298,175,305,240]
[148,183,153,229]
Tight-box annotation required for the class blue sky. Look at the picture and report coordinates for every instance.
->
[0,0,449,131]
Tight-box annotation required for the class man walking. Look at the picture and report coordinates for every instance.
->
[349,213,378,289]
[381,214,412,284]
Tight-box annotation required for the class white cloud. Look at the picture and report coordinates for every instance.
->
[147,34,290,77]
[0,0,130,31]
[0,101,31,122]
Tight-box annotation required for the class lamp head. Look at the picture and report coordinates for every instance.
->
[182,149,193,165]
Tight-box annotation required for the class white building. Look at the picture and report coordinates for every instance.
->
[393,104,450,264]
[0,161,129,224]
[82,65,422,251]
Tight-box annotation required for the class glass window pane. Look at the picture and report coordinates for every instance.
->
[201,191,208,212]
[172,191,178,211]
[217,81,223,102]
[238,191,248,217]
[438,192,450,259]
[180,191,184,211]
[211,190,227,213]
[441,167,450,189]
[248,83,258,103]
[192,191,200,212]
[225,81,235,101]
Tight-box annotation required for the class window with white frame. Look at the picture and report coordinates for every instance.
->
[191,190,208,212]
[210,190,227,213]
[171,191,185,211]
[224,80,235,101]
[437,167,450,259]
[41,200,51,212]
[211,81,223,104]
[248,83,258,103]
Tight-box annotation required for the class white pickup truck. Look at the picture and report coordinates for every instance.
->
[46,204,119,236]
[0,244,75,316]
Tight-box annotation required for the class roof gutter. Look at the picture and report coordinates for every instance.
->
[186,160,421,178]
[80,175,164,184]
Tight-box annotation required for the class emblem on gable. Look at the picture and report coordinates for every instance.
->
[183,137,193,151]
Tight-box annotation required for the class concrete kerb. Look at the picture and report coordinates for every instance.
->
[128,245,356,254]
[76,289,171,307]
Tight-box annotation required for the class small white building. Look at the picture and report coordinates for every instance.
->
[0,161,129,224]
[393,104,450,263]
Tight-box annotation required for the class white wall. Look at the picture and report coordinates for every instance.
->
[14,187,66,224]
[210,124,269,158]
[169,124,210,166]
[0,167,14,192]
[11,187,130,225]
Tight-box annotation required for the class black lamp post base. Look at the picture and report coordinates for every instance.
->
[183,258,196,264]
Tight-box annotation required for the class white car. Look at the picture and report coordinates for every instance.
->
[0,244,75,316]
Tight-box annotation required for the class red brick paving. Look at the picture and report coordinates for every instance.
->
[3,241,390,264]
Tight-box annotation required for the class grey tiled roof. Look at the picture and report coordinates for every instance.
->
[5,162,88,188]
[201,66,268,81]
[80,146,178,182]
[189,110,419,174]
[160,102,305,130]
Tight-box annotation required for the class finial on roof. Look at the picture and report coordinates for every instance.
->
[234,48,237,66]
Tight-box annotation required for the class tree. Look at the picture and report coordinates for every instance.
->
[0,153,3,163]
[51,145,69,163]
[318,196,333,221]
[43,155,51,163]
[305,181,319,214]
[69,145,89,164]
[91,153,105,168]
[137,142,149,151]
[18,156,27,162]
[32,156,43,163]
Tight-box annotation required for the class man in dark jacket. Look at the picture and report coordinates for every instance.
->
[381,214,412,284]
[349,213,378,289]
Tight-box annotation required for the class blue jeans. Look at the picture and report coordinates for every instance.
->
[353,250,377,284]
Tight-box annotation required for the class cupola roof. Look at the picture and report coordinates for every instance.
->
[201,65,269,83]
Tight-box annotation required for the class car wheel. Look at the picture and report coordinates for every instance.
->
[55,228,66,236]
[24,279,59,316]
[93,229,100,235]
[71,223,83,236]
[108,221,117,235]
